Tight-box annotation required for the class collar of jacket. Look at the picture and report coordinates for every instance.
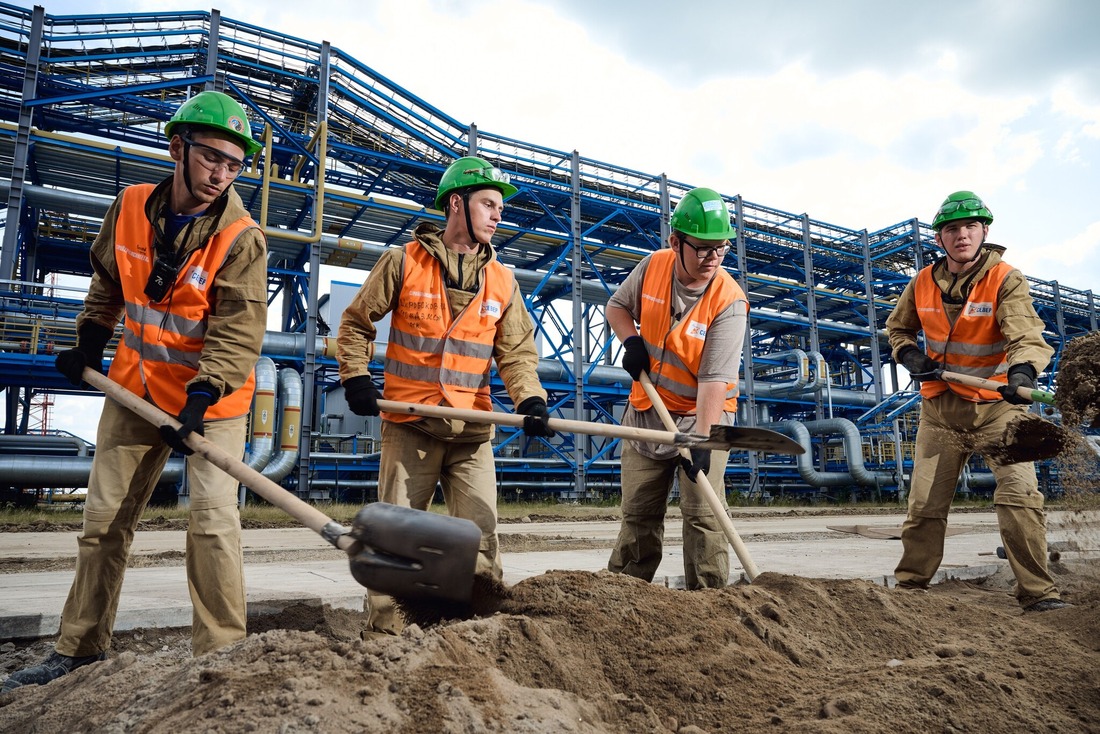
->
[144,175,248,257]
[413,220,495,290]
[931,244,1007,303]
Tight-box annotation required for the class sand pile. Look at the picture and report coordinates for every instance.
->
[2,560,1098,733]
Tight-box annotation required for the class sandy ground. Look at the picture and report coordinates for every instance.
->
[1,506,1098,733]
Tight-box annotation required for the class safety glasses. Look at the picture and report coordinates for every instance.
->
[464,166,511,185]
[183,136,246,177]
[936,198,985,217]
[682,239,729,261]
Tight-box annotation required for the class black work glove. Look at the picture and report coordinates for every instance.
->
[621,336,650,382]
[343,375,381,417]
[55,322,114,387]
[898,346,939,382]
[159,382,217,455]
[999,364,1037,406]
[518,396,555,438]
[680,448,711,481]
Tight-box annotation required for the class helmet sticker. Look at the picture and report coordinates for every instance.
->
[227,116,246,133]
[702,200,723,212]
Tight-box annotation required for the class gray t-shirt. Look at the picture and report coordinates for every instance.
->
[609,254,749,459]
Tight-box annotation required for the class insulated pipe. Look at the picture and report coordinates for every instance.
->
[0,456,184,487]
[770,420,895,488]
[752,349,809,394]
[261,367,302,482]
[244,357,277,472]
[0,434,89,456]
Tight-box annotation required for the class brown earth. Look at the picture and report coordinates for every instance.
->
[1057,331,1100,428]
[1,522,1099,733]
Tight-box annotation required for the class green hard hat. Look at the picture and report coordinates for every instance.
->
[434,156,518,211]
[931,190,993,231]
[165,91,261,157]
[670,187,737,240]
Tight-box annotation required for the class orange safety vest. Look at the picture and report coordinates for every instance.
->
[629,249,745,414]
[381,239,516,422]
[914,261,1014,402]
[107,184,257,418]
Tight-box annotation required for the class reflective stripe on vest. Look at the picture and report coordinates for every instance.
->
[914,261,1013,402]
[106,183,258,418]
[382,239,515,422]
[628,249,745,414]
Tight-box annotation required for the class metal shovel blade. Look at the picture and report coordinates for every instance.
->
[347,503,482,603]
[705,425,806,455]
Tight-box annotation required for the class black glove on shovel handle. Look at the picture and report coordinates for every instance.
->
[55,322,114,386]
[344,375,381,416]
[622,336,650,382]
[518,396,556,438]
[159,383,216,455]
[679,447,711,481]
[898,346,939,382]
[999,364,1038,406]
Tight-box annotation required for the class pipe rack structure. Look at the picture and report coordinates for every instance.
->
[0,4,1096,502]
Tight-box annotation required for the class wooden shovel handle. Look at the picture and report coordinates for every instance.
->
[938,370,1056,405]
[638,373,760,581]
[375,398,720,448]
[82,368,355,552]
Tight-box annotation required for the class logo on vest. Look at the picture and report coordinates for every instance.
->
[117,244,151,263]
[480,299,502,319]
[184,265,210,291]
[642,293,665,305]
[686,320,707,340]
[966,302,994,317]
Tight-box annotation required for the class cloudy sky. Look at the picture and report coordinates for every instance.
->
[38,0,1100,290]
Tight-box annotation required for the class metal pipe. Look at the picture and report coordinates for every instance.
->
[0,456,184,487]
[244,356,277,471]
[769,420,895,488]
[261,367,302,481]
[0,434,88,456]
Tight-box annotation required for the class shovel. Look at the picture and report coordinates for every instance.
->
[375,399,805,455]
[938,370,1056,405]
[82,368,482,603]
[638,373,761,582]
[936,370,1084,463]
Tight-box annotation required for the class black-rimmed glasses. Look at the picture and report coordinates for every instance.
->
[682,239,729,260]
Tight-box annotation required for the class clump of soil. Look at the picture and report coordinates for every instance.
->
[2,562,1099,733]
[983,413,1079,464]
[1057,331,1100,428]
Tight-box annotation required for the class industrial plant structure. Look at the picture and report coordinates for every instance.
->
[0,4,1095,505]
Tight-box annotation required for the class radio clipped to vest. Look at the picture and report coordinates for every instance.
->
[144,255,180,302]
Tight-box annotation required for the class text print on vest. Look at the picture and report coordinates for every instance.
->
[686,320,707,340]
[480,299,502,319]
[118,244,151,263]
[184,265,211,291]
[965,302,994,317]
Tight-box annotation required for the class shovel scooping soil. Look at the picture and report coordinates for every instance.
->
[981,413,1080,465]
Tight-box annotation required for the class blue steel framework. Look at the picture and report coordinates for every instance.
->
[0,5,1095,500]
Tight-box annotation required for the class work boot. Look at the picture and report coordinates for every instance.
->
[1,650,106,693]
[1024,598,1073,612]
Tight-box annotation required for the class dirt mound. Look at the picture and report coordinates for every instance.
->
[2,562,1098,733]
[1057,331,1100,428]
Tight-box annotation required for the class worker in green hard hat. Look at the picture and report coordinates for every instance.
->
[3,90,268,694]
[887,190,1068,612]
[336,154,548,634]
[607,186,749,589]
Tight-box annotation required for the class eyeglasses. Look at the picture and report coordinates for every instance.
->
[937,198,985,217]
[183,136,246,177]
[681,238,729,260]
[464,166,511,184]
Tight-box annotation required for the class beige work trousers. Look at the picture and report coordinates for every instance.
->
[365,420,502,633]
[894,391,1059,606]
[608,440,732,589]
[57,397,248,657]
